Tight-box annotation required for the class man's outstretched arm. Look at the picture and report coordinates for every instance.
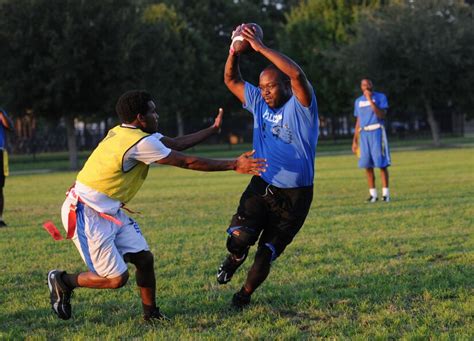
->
[160,108,223,151]
[241,26,312,107]
[156,150,267,176]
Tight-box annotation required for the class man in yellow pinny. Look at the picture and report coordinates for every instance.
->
[47,90,266,322]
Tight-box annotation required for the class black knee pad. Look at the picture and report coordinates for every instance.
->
[124,251,155,288]
[125,250,154,271]
[226,226,259,256]
[255,242,279,265]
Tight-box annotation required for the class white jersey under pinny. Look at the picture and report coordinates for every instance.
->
[61,127,171,278]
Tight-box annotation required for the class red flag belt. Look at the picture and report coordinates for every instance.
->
[43,187,122,241]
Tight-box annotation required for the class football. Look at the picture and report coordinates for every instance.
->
[231,23,263,54]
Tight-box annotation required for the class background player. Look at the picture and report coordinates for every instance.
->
[352,78,391,202]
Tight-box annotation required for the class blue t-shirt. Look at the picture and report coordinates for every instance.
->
[0,109,9,149]
[354,92,388,127]
[244,82,319,188]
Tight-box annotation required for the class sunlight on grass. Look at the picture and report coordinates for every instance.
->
[1,147,473,338]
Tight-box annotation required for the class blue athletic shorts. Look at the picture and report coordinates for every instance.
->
[358,128,391,168]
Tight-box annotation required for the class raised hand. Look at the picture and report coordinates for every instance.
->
[234,150,267,175]
[230,24,244,40]
[229,24,244,55]
[363,89,373,101]
[212,108,224,133]
[241,25,264,53]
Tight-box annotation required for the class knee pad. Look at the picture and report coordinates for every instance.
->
[125,250,154,271]
[131,251,155,288]
[251,246,273,274]
[226,226,258,256]
[137,251,154,271]
[255,243,278,264]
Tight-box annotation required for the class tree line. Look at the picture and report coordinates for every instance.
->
[0,0,472,169]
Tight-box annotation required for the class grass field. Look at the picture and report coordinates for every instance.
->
[9,135,474,173]
[1,147,473,339]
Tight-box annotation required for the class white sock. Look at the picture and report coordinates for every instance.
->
[369,188,377,198]
[382,187,390,197]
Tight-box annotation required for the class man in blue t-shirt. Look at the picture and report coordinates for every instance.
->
[216,24,319,308]
[352,79,391,202]
[0,108,12,227]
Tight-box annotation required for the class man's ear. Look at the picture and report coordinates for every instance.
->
[136,113,145,123]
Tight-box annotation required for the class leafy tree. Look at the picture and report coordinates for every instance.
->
[278,0,384,135]
[159,0,291,117]
[123,3,210,136]
[0,0,295,158]
[342,0,474,145]
[0,0,139,169]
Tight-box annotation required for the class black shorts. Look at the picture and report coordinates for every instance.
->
[229,176,313,257]
[0,151,5,188]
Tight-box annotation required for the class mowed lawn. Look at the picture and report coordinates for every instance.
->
[1,147,473,339]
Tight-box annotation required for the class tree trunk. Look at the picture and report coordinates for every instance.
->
[64,115,79,170]
[422,95,441,147]
[176,111,184,137]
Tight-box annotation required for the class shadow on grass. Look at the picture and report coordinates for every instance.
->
[164,259,472,336]
[2,256,471,338]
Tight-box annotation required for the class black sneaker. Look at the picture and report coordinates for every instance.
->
[144,308,170,322]
[366,196,378,203]
[0,220,7,227]
[217,252,247,285]
[231,291,251,309]
[382,196,390,202]
[47,270,73,320]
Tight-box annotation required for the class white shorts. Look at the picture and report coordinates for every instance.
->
[61,195,149,278]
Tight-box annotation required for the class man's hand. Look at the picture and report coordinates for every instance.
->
[229,24,244,55]
[363,89,373,102]
[364,90,386,118]
[234,150,267,175]
[352,140,358,154]
[241,25,265,53]
[211,108,223,133]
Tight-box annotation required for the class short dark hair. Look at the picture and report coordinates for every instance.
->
[115,90,153,123]
[263,64,290,84]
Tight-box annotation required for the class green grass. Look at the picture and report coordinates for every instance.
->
[1,147,473,339]
[9,135,474,173]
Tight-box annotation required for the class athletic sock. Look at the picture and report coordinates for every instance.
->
[369,188,377,198]
[61,272,79,290]
[142,303,156,317]
[382,187,390,197]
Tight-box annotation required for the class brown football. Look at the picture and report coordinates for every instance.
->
[231,23,264,54]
